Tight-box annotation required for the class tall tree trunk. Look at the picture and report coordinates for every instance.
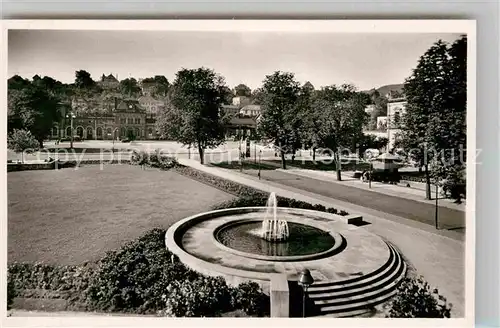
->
[198,144,205,165]
[424,163,431,199]
[312,147,316,162]
[21,151,24,164]
[280,151,287,170]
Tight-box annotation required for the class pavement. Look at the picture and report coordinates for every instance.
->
[177,158,466,317]
[279,168,466,212]
[239,168,465,232]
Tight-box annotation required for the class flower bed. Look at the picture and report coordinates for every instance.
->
[130,150,178,170]
[174,166,349,216]
[8,229,269,317]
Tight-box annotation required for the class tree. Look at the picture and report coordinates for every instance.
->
[153,75,170,97]
[297,84,320,161]
[120,78,141,96]
[399,36,466,201]
[428,36,467,203]
[75,70,97,90]
[250,87,264,105]
[156,68,228,164]
[220,86,234,104]
[257,71,302,169]
[8,129,40,163]
[8,75,30,90]
[357,134,389,157]
[368,90,389,130]
[385,276,452,318]
[8,83,61,147]
[312,84,369,180]
[234,84,252,97]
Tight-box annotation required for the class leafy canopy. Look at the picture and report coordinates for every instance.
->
[155,67,228,163]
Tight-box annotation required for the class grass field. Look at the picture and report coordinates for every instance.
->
[8,164,234,265]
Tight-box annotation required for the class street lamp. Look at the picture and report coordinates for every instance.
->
[65,111,76,149]
[258,150,262,180]
[369,160,373,189]
[298,269,314,318]
[435,180,439,230]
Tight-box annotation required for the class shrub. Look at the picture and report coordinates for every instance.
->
[160,276,233,317]
[230,282,270,317]
[7,228,270,316]
[7,129,40,163]
[212,194,349,216]
[130,150,178,170]
[385,276,452,318]
[149,149,178,170]
[130,150,149,167]
[7,275,16,310]
[82,228,199,313]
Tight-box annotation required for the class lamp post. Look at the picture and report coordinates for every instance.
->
[112,128,117,152]
[238,137,243,172]
[258,150,262,180]
[435,181,439,230]
[65,111,76,149]
[369,161,373,189]
[298,269,314,318]
[254,141,257,164]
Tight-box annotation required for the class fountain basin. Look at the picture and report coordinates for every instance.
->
[213,218,344,262]
[165,206,406,317]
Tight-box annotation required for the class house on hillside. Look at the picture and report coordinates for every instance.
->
[99,74,120,90]
[232,96,251,108]
[240,104,261,117]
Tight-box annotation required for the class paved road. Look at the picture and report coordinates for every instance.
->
[247,169,465,232]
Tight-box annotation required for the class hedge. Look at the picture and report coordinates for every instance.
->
[8,229,269,317]
[174,166,349,216]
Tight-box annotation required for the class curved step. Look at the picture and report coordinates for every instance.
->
[314,260,406,308]
[310,243,396,290]
[310,250,403,301]
[308,243,399,294]
[307,242,407,317]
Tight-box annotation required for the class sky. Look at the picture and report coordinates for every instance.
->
[8,30,461,91]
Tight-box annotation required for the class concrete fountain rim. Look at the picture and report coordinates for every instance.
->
[212,217,345,262]
[165,206,351,282]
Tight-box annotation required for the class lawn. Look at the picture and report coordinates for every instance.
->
[8,164,234,265]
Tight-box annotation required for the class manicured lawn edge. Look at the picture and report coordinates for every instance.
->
[173,165,350,216]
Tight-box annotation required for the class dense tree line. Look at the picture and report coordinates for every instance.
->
[398,35,467,202]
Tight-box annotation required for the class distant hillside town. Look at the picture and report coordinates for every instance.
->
[9,71,405,148]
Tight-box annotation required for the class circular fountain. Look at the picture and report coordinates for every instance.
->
[166,192,407,317]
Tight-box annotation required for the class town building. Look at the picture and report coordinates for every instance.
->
[386,97,407,150]
[98,74,120,90]
[51,74,261,142]
[239,104,261,117]
[364,104,376,114]
[232,96,251,108]
[361,91,407,152]
[377,116,388,130]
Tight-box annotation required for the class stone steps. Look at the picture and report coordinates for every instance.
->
[307,242,406,317]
